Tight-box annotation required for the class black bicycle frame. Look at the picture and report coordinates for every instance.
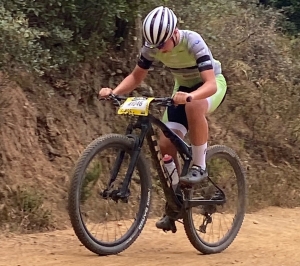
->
[112,113,226,216]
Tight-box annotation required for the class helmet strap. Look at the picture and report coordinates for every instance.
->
[171,36,176,47]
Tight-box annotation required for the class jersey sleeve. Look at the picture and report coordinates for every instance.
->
[137,46,157,70]
[187,32,214,72]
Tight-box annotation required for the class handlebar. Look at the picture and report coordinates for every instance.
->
[99,93,192,107]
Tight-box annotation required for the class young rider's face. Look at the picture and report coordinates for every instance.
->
[159,29,178,53]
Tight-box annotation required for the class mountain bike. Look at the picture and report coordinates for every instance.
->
[68,94,247,256]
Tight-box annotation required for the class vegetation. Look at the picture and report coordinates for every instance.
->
[0,0,299,73]
[0,0,300,74]
[0,0,157,75]
[0,186,52,232]
[259,0,300,34]
[80,162,102,204]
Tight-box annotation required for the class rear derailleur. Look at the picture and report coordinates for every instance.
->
[199,190,224,233]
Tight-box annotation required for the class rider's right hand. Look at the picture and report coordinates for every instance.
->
[99,87,113,99]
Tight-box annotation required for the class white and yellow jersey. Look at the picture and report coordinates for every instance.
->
[137,30,222,89]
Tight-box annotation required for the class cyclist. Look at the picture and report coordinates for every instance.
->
[99,6,227,232]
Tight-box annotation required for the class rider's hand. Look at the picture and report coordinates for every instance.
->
[172,92,193,105]
[99,87,113,98]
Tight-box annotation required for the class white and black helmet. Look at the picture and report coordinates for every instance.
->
[142,6,178,47]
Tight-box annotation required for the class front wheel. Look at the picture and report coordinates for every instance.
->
[183,145,247,254]
[68,133,152,256]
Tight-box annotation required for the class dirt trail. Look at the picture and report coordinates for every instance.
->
[0,207,299,266]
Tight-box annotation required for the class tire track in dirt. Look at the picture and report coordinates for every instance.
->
[0,207,299,266]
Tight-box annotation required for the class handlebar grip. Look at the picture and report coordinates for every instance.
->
[186,96,192,102]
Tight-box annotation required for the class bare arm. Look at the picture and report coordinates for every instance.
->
[190,69,217,100]
[173,70,217,104]
[113,65,148,95]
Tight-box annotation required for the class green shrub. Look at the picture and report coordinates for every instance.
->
[0,0,157,74]
[0,5,52,75]
[0,186,52,232]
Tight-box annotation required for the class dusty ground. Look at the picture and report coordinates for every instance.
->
[0,207,299,266]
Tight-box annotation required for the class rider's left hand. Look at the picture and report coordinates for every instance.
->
[172,92,193,105]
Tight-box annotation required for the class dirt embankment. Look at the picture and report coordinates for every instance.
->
[0,67,119,230]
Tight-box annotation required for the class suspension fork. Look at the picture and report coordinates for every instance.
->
[107,123,134,189]
[116,117,149,199]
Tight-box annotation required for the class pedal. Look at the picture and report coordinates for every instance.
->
[168,219,177,233]
[162,223,177,234]
[156,215,177,233]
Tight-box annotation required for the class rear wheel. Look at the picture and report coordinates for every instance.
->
[68,134,152,255]
[183,145,247,254]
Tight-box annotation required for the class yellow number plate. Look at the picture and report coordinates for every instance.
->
[117,97,154,116]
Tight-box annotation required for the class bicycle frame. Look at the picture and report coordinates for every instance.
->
[109,112,226,219]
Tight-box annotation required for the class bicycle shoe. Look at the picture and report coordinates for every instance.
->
[180,164,208,185]
[155,215,177,233]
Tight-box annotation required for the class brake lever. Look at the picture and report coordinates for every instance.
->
[98,93,116,101]
[107,93,121,106]
[98,96,106,101]
[166,98,174,106]
[153,97,174,107]
[112,99,121,106]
